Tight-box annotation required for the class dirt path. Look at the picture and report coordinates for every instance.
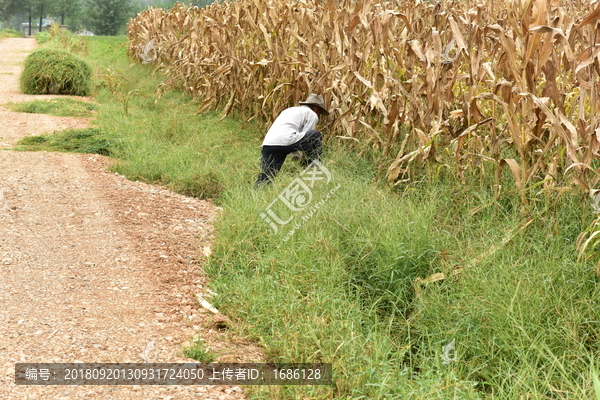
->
[0,38,260,399]
[0,38,91,147]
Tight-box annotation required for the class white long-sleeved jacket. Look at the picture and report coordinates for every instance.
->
[261,105,319,146]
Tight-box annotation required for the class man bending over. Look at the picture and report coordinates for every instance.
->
[255,93,329,186]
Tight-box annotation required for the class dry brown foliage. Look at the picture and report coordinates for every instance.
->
[128,0,600,200]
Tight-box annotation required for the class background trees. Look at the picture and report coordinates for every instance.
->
[56,0,83,25]
[0,0,218,35]
[0,0,27,29]
[0,0,83,32]
[84,0,132,36]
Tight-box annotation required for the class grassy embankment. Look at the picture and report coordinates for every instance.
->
[15,35,600,399]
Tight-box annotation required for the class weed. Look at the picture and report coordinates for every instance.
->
[99,67,125,96]
[99,67,141,116]
[182,338,216,363]
[117,89,141,116]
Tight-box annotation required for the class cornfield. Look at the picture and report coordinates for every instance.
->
[128,0,600,201]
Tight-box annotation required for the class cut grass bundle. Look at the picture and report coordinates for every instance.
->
[6,98,97,118]
[20,48,92,96]
[16,128,114,156]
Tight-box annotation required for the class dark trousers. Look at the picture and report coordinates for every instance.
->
[256,130,322,186]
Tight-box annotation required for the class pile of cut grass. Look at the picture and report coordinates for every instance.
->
[16,128,114,156]
[7,98,97,117]
[20,48,92,96]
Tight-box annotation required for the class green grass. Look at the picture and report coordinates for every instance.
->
[6,98,98,117]
[80,36,262,201]
[0,29,22,39]
[16,128,113,156]
[35,31,51,44]
[20,48,92,96]
[207,166,600,399]
[14,35,600,399]
[182,337,216,363]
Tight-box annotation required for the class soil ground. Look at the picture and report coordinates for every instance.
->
[0,37,262,400]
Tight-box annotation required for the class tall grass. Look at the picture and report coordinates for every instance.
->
[409,192,600,398]
[206,167,443,399]
[207,159,600,398]
[82,36,263,201]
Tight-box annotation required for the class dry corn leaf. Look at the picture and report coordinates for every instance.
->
[576,2,600,28]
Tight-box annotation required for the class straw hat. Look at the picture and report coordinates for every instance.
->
[299,93,330,116]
